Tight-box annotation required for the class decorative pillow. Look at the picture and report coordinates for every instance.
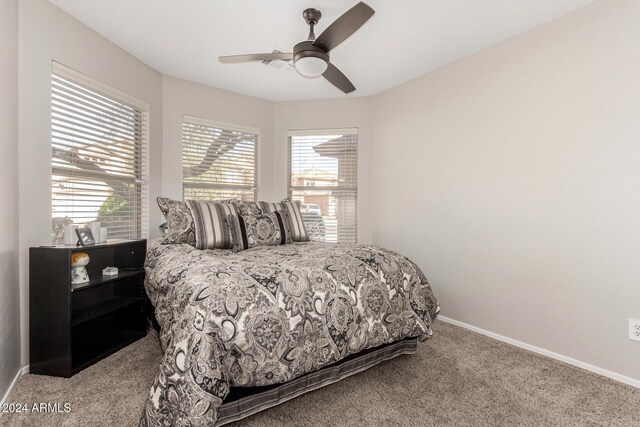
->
[156,197,196,245]
[185,200,238,249]
[258,199,309,242]
[231,200,263,216]
[226,210,293,252]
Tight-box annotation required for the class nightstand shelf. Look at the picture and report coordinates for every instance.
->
[30,239,148,378]
[71,269,145,292]
[72,295,145,326]
[72,328,145,375]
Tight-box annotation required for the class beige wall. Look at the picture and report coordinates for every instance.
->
[161,75,274,202]
[0,0,21,403]
[273,98,373,244]
[371,0,640,381]
[18,0,163,367]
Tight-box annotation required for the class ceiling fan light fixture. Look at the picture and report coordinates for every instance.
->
[295,56,328,78]
[293,41,329,78]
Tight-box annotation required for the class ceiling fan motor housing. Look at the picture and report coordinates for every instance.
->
[293,41,329,77]
[293,41,329,65]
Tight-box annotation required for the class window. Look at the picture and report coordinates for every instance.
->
[51,63,149,244]
[182,116,258,201]
[288,129,358,243]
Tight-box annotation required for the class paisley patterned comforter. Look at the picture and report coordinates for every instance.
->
[141,238,439,426]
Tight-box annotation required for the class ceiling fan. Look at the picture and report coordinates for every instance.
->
[218,2,375,94]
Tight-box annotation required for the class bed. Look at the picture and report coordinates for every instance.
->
[140,238,439,426]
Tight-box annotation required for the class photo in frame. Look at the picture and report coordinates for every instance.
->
[75,227,96,246]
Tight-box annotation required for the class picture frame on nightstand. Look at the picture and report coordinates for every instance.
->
[75,227,95,246]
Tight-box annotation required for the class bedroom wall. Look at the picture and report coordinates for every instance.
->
[272,98,374,244]
[18,0,163,367]
[161,75,275,202]
[0,0,22,404]
[371,0,640,381]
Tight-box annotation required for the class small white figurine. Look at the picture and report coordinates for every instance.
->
[71,252,90,285]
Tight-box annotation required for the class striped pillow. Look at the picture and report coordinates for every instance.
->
[258,199,309,242]
[185,200,238,249]
[226,210,293,252]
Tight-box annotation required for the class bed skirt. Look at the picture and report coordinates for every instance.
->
[216,337,419,426]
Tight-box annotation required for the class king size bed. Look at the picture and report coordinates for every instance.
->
[140,198,439,426]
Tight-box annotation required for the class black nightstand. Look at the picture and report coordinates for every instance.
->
[29,239,148,377]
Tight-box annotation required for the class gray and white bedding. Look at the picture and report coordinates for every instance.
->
[140,238,439,426]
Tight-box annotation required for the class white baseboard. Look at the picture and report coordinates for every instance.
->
[0,365,29,407]
[438,316,640,389]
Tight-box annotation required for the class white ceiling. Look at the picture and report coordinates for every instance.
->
[49,0,598,102]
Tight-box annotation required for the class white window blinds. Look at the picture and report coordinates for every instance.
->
[288,129,358,243]
[51,64,149,244]
[182,116,258,201]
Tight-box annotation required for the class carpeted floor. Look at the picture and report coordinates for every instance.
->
[2,320,639,426]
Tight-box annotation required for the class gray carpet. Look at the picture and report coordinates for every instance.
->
[3,321,638,426]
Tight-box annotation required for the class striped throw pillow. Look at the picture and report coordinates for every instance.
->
[226,210,293,252]
[185,200,238,249]
[258,199,309,242]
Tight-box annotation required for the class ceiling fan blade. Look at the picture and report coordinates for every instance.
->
[218,53,293,64]
[322,63,356,94]
[313,2,375,52]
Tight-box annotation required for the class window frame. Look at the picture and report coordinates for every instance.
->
[181,115,260,202]
[51,61,150,244]
[287,128,358,243]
